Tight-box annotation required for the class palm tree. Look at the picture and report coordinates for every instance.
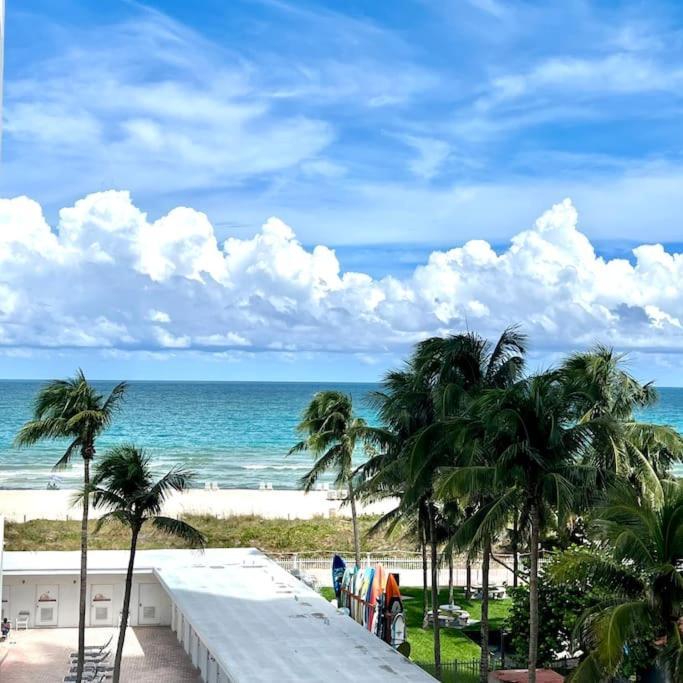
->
[15,371,126,682]
[361,366,437,620]
[290,391,368,567]
[551,480,683,682]
[88,445,206,683]
[559,345,683,493]
[412,327,527,682]
[445,373,596,683]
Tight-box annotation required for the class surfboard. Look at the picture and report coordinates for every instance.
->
[343,566,356,612]
[339,566,350,609]
[384,574,403,642]
[362,567,375,627]
[390,612,406,648]
[366,564,383,631]
[351,567,363,622]
[332,555,346,602]
[357,567,371,624]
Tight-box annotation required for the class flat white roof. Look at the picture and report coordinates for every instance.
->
[3,547,433,682]
[2,547,208,575]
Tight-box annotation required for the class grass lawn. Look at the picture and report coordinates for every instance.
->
[3,514,416,553]
[320,585,511,667]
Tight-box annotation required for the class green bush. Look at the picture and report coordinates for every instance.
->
[506,555,593,666]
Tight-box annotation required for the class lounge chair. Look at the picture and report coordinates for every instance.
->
[65,663,112,679]
[80,634,113,654]
[64,670,109,682]
[16,611,30,630]
[69,651,110,663]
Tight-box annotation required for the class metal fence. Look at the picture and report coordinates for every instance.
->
[415,657,502,682]
[271,552,527,571]
[274,553,436,571]
[271,552,522,586]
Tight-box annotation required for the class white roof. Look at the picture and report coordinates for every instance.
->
[2,547,207,575]
[3,547,432,682]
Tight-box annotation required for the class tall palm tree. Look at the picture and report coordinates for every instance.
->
[88,445,206,683]
[412,326,527,682]
[290,391,368,567]
[560,345,683,493]
[551,480,683,682]
[15,371,126,682]
[361,365,437,620]
[445,373,596,683]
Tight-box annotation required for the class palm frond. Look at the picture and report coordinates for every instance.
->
[151,516,206,549]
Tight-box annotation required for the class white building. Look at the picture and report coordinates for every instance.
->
[0,544,433,682]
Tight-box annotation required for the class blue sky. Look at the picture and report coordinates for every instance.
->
[3,1,683,382]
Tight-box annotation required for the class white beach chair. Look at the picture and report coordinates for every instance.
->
[204,482,211,490]
[16,611,30,630]
[266,482,273,490]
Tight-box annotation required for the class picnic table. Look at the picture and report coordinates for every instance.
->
[473,585,507,600]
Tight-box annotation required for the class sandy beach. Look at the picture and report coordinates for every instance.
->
[0,488,399,522]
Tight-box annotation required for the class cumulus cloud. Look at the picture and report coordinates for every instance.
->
[0,191,682,357]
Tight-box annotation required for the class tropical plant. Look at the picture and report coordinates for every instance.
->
[551,480,683,682]
[415,327,527,683]
[88,445,206,683]
[507,554,595,667]
[559,345,683,492]
[15,371,126,682]
[440,372,596,683]
[289,391,368,567]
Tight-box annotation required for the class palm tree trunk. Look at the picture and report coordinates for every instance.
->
[113,526,139,683]
[528,501,540,683]
[428,503,441,680]
[465,559,472,599]
[479,542,491,683]
[421,533,429,627]
[512,512,519,588]
[75,456,90,683]
[448,551,454,606]
[347,481,361,567]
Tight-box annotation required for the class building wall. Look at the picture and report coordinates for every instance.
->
[171,601,232,683]
[2,573,171,629]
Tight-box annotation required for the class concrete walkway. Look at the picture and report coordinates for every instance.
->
[0,626,201,682]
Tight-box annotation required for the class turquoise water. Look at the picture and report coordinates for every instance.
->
[0,380,680,489]
[0,381,380,489]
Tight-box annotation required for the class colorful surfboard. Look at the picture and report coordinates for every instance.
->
[362,567,375,627]
[367,564,385,632]
[332,555,346,601]
[384,574,403,643]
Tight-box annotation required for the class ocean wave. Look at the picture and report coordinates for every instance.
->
[240,464,310,470]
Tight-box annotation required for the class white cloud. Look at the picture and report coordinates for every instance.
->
[488,54,683,104]
[399,135,451,180]
[2,11,334,199]
[1,191,683,357]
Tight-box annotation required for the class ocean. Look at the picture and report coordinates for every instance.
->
[0,380,681,490]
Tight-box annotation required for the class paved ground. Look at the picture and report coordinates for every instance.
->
[0,626,202,682]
